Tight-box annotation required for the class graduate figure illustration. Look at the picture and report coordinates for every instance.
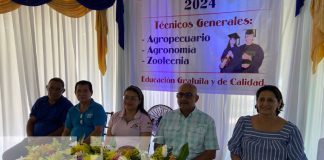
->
[219,33,242,73]
[239,29,264,73]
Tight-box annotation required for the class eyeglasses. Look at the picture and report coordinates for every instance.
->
[123,96,139,101]
[176,92,194,98]
[47,86,64,92]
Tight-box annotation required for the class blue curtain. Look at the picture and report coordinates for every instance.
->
[295,0,305,16]
[12,0,115,10]
[12,0,51,6]
[116,0,124,49]
[77,0,115,10]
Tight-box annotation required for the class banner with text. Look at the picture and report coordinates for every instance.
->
[126,0,281,94]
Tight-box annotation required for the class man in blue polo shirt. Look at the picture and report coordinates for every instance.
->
[2,77,73,160]
[62,80,107,144]
[154,83,219,160]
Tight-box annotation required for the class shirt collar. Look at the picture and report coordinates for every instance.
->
[46,96,63,106]
[119,109,142,119]
[75,98,94,112]
[177,107,197,118]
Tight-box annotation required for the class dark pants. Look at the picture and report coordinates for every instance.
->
[2,138,28,160]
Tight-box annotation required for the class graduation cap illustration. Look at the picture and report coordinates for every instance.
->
[228,32,240,45]
[245,29,256,37]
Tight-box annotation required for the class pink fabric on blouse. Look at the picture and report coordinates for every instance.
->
[108,109,152,136]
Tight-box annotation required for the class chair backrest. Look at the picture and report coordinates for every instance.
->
[104,112,114,135]
[147,104,173,136]
[318,138,324,160]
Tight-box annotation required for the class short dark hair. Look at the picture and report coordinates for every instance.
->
[124,85,148,116]
[75,80,93,93]
[48,77,64,88]
[256,85,284,115]
[245,29,254,35]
